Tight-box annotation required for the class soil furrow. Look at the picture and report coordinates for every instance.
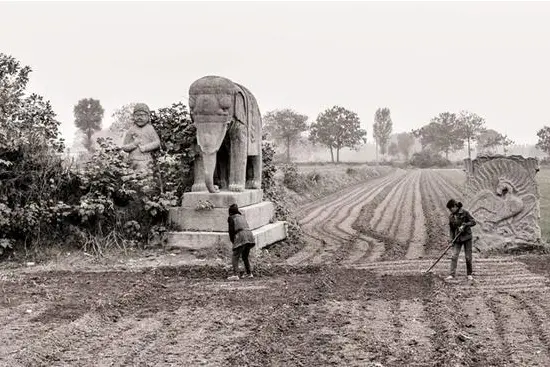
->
[394,299,434,365]
[423,294,457,365]
[311,176,394,243]
[461,295,507,366]
[318,174,404,264]
[419,171,448,257]
[514,294,550,358]
[288,173,402,265]
[388,173,415,239]
[368,172,409,230]
[352,173,413,261]
[300,184,368,226]
[295,169,398,219]
[291,173,403,265]
[405,170,426,259]
[370,172,412,233]
[299,172,399,226]
[486,293,550,366]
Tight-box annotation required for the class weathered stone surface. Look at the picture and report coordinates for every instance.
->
[169,201,275,232]
[181,189,263,209]
[189,75,262,193]
[464,155,543,251]
[120,103,161,173]
[165,221,287,250]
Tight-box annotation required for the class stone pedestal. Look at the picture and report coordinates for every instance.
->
[166,189,287,251]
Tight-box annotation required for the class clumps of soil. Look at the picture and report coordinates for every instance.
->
[151,263,324,280]
[3,263,516,366]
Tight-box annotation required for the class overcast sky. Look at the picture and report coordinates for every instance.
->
[1,1,549,146]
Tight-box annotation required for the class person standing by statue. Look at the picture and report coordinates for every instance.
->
[227,203,256,280]
[121,103,161,174]
[446,199,477,281]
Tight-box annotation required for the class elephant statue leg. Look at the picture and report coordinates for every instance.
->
[191,154,208,192]
[217,139,230,189]
[246,154,262,189]
[228,121,247,192]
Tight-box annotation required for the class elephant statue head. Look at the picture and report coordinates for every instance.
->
[189,76,262,193]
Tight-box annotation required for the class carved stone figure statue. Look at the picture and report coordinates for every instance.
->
[188,76,262,193]
[464,155,542,251]
[121,103,161,173]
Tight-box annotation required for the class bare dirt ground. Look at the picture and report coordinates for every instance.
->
[2,168,550,367]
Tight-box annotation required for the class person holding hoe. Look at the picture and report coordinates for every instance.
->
[227,203,256,281]
[446,199,477,281]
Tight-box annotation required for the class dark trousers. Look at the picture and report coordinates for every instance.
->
[232,243,253,276]
[450,239,473,276]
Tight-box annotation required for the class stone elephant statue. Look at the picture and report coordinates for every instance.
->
[189,75,262,193]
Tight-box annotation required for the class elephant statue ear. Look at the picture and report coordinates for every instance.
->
[234,91,247,124]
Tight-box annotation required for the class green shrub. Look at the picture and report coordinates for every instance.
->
[261,139,303,246]
[346,167,357,175]
[307,171,322,184]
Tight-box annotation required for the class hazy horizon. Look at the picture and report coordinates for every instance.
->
[1,1,549,148]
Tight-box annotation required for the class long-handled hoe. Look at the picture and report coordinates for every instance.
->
[422,230,462,275]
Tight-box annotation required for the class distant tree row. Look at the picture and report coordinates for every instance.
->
[84,99,550,163]
[412,110,515,160]
[263,106,421,163]
[263,106,368,163]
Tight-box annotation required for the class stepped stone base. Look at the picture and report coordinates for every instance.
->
[169,201,275,232]
[166,221,287,250]
[166,189,287,252]
[181,189,263,209]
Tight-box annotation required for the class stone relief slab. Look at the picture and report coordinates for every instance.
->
[464,155,543,251]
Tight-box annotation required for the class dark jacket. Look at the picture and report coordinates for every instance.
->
[228,213,255,250]
[449,208,477,242]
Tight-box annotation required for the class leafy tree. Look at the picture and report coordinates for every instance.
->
[263,108,308,162]
[0,53,67,253]
[109,103,136,133]
[373,107,393,160]
[309,105,366,163]
[501,135,515,155]
[457,110,486,159]
[388,141,399,158]
[477,129,514,155]
[413,112,464,160]
[536,126,550,156]
[150,102,197,198]
[396,132,415,159]
[0,54,31,125]
[1,53,64,154]
[74,98,104,152]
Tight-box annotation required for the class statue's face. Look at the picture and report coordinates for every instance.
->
[133,111,150,127]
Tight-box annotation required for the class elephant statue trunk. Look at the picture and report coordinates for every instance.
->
[202,152,219,193]
[189,75,263,193]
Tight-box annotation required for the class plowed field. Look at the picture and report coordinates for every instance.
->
[2,168,550,367]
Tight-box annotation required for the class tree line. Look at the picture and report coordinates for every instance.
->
[262,106,550,163]
[72,99,550,165]
[27,53,549,163]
